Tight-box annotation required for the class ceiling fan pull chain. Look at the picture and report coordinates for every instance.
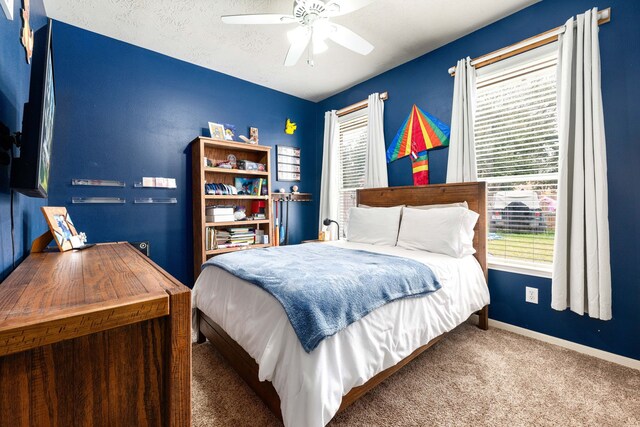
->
[307,27,315,67]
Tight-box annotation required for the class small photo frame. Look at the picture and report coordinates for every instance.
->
[41,206,79,252]
[208,122,225,140]
[249,127,259,144]
[223,124,236,141]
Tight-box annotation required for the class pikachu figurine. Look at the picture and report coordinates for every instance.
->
[285,118,297,135]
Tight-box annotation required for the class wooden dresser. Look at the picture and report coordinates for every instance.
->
[0,242,191,426]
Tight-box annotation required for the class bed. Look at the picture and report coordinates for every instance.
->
[192,182,489,426]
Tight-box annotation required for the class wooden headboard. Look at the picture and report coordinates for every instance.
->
[357,182,487,280]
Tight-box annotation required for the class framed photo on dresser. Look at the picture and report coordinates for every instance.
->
[40,206,78,252]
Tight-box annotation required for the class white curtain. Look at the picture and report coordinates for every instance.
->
[319,110,340,230]
[365,93,388,188]
[552,8,612,320]
[446,57,478,183]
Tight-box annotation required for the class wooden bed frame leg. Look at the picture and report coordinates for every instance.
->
[477,305,489,330]
[196,328,206,344]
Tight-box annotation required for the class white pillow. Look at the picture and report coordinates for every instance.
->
[347,206,403,246]
[408,201,468,210]
[397,206,479,258]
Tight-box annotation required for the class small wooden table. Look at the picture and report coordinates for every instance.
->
[0,242,191,426]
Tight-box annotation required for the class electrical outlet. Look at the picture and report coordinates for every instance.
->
[525,286,538,304]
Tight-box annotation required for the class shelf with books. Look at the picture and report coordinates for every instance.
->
[204,167,268,176]
[205,219,270,227]
[192,136,273,280]
[204,225,268,252]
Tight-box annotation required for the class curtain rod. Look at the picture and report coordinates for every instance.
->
[336,92,388,117]
[448,7,611,76]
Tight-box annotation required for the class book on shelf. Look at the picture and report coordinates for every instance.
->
[205,205,236,223]
[228,227,251,233]
[228,227,256,244]
[206,226,260,250]
[206,214,236,223]
[252,178,264,196]
[228,233,253,237]
[206,205,235,215]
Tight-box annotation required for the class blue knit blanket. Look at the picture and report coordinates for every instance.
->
[203,243,441,352]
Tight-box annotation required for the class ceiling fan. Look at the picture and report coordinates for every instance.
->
[221,0,375,67]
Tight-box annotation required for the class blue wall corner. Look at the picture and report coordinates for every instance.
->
[0,0,49,281]
[318,0,640,360]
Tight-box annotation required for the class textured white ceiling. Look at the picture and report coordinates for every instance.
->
[42,0,539,102]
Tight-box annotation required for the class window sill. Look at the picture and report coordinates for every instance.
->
[488,260,553,279]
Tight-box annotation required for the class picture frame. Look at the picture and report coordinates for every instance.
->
[249,127,259,144]
[41,206,78,252]
[208,122,225,140]
[276,145,301,181]
[223,123,236,141]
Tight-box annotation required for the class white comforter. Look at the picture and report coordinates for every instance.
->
[192,241,490,426]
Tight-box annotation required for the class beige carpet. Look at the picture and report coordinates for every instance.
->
[192,321,640,426]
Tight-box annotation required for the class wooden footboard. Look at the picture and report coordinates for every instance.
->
[197,309,476,421]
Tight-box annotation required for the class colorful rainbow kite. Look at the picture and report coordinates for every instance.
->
[386,104,451,185]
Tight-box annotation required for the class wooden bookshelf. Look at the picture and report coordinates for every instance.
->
[191,137,273,280]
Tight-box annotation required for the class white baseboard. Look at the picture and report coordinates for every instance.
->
[470,315,640,371]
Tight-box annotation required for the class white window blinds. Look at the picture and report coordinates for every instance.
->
[337,110,368,236]
[475,45,559,272]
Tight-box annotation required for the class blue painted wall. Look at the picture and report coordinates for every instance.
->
[6,0,636,360]
[319,0,640,360]
[0,0,49,281]
[48,22,319,286]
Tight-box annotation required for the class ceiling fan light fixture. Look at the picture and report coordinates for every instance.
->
[312,19,333,41]
[313,37,328,54]
[223,0,376,67]
[287,26,309,44]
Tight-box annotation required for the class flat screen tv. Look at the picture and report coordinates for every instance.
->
[11,19,55,198]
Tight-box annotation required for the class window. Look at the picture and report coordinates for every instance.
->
[337,109,368,236]
[474,44,559,275]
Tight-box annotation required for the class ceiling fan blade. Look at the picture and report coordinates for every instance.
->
[328,23,374,55]
[284,29,312,66]
[323,0,376,17]
[221,14,296,25]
